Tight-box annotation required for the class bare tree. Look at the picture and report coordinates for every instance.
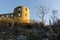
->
[36,6,50,25]
[51,10,58,24]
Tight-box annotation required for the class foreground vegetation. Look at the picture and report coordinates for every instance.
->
[0,19,60,40]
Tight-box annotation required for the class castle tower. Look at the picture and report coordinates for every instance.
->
[14,6,30,23]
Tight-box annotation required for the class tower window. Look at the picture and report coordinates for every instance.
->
[18,11,22,16]
[25,8,27,11]
[18,14,21,16]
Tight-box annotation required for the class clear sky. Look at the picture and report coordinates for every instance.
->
[0,0,60,25]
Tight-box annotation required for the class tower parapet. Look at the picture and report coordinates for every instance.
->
[14,6,30,23]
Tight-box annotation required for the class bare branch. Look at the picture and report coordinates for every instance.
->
[36,7,42,12]
[45,7,50,14]
[36,6,50,25]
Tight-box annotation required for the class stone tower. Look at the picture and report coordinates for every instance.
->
[14,6,30,23]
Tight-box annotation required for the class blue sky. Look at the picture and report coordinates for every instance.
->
[0,0,60,25]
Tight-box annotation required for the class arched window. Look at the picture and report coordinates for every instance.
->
[18,11,22,17]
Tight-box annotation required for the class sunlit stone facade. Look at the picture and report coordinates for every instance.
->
[0,6,30,24]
